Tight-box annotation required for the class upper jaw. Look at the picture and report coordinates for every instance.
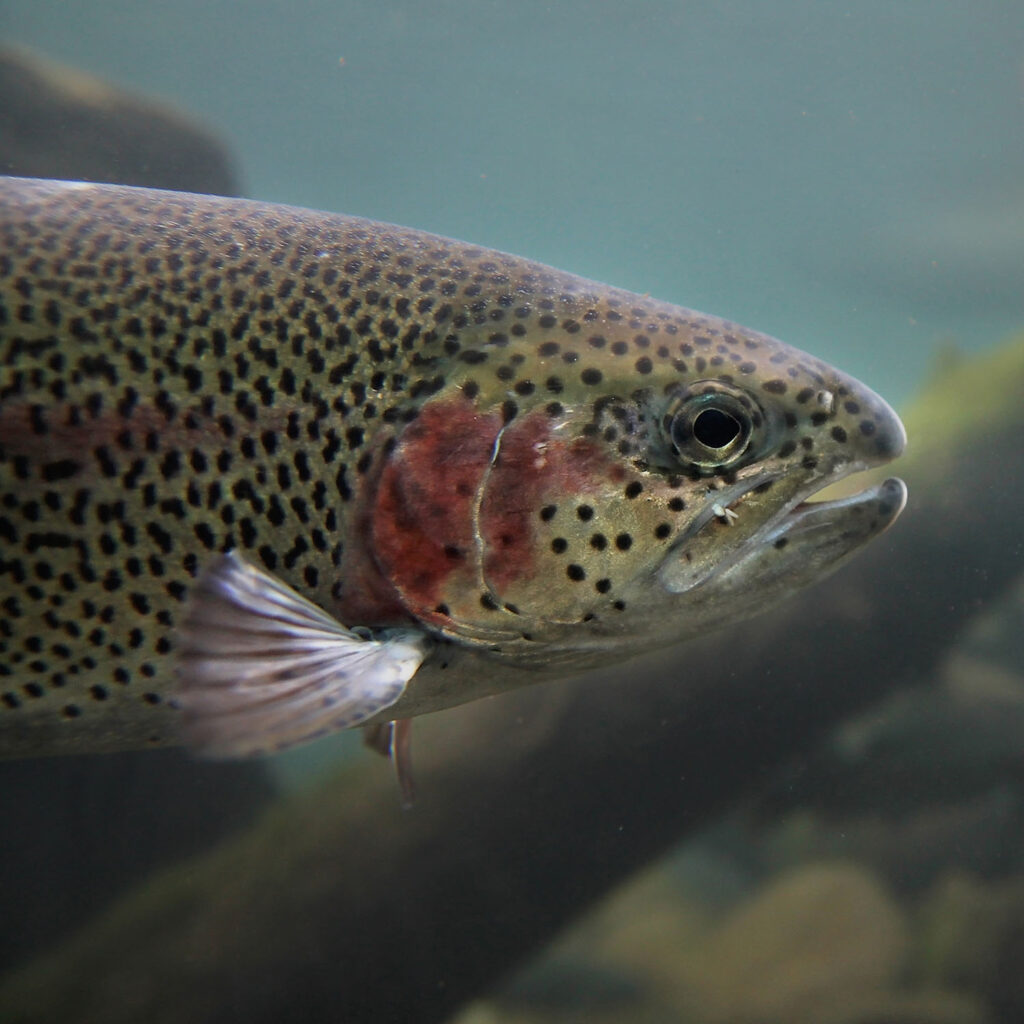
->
[657,454,905,596]
[767,474,908,546]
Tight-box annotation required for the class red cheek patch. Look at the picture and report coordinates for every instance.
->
[479,411,614,593]
[372,400,502,619]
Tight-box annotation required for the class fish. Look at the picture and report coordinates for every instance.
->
[0,176,907,794]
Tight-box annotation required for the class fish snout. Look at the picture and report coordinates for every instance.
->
[871,391,907,462]
[831,376,907,469]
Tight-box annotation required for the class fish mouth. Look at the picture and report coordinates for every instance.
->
[658,464,908,595]
[765,473,908,544]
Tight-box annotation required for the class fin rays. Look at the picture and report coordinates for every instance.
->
[176,551,428,757]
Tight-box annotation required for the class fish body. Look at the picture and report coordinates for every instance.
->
[0,177,906,761]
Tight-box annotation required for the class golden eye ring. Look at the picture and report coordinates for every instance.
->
[663,384,757,472]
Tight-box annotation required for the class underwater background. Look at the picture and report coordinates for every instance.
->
[5,0,1024,401]
[0,2,1022,1022]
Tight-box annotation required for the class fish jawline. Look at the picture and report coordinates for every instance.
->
[658,464,906,596]
[765,474,908,544]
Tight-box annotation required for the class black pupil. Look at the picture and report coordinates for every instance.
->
[692,407,741,449]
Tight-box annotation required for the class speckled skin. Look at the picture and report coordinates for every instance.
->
[0,177,905,758]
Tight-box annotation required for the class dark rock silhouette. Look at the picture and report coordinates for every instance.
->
[0,44,239,195]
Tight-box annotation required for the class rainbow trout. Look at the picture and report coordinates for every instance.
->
[0,177,907,791]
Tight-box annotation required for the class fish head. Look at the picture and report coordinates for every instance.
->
[369,300,906,668]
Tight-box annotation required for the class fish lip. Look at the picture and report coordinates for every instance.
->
[658,460,907,594]
[768,473,908,542]
[745,459,907,544]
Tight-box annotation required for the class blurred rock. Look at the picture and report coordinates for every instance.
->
[815,991,990,1024]
[466,861,990,1024]
[0,44,239,194]
[493,956,643,1014]
[0,749,274,970]
[673,862,907,1023]
[761,686,1024,824]
[759,791,1024,898]
[914,871,1024,1022]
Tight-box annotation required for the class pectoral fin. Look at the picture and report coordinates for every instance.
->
[176,551,428,757]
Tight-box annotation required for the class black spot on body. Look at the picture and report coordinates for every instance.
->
[41,460,79,483]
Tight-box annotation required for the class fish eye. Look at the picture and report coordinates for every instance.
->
[691,407,741,449]
[664,385,756,472]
